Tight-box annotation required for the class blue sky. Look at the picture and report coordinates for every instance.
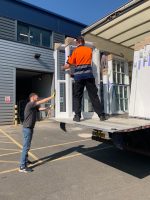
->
[23,0,130,25]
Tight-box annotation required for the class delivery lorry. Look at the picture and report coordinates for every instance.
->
[54,0,150,155]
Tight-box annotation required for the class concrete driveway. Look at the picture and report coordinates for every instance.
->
[0,120,150,200]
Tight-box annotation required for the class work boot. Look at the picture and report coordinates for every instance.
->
[19,167,33,173]
[99,114,107,121]
[73,115,80,122]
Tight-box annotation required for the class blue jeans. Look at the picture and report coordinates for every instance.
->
[20,128,34,168]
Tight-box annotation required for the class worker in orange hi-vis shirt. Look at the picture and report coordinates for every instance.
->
[62,36,106,122]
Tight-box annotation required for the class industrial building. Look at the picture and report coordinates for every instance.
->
[0,0,86,125]
[0,0,150,125]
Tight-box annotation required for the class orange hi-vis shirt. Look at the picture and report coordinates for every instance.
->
[67,45,92,66]
[67,45,94,80]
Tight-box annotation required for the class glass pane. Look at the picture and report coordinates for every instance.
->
[83,90,93,112]
[121,62,125,73]
[120,74,123,84]
[122,74,125,84]
[124,86,128,98]
[30,27,41,46]
[42,30,51,48]
[58,51,65,80]
[120,99,124,111]
[117,73,121,84]
[88,98,93,112]
[113,61,116,72]
[60,83,66,112]
[113,72,116,83]
[113,86,119,111]
[116,98,120,111]
[120,86,123,98]
[125,99,128,111]
[17,23,29,43]
[117,62,120,72]
[114,86,119,97]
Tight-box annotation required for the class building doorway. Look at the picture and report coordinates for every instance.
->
[16,69,53,123]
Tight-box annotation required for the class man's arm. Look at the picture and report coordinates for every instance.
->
[36,93,55,105]
[38,107,50,111]
[62,49,76,70]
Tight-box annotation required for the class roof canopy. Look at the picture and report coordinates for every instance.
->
[82,0,150,61]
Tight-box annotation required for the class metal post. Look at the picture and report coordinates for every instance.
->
[14,105,18,126]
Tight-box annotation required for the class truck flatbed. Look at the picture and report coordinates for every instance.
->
[54,116,150,155]
[55,116,150,133]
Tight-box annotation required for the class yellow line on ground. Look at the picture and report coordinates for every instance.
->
[0,152,21,157]
[0,160,19,163]
[0,168,19,175]
[0,141,13,144]
[0,146,113,175]
[31,139,91,151]
[0,148,20,151]
[0,129,38,161]
[0,129,23,148]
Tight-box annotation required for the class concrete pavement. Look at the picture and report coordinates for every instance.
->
[0,120,150,200]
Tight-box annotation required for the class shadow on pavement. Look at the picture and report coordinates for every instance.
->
[31,143,150,179]
[60,122,67,132]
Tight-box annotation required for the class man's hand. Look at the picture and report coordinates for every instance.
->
[39,105,54,111]
[62,63,70,71]
[51,92,55,99]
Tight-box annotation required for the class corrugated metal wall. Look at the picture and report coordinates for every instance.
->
[0,39,55,72]
[0,16,66,125]
[0,16,16,124]
[0,66,15,125]
[0,16,16,41]
[0,39,55,124]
